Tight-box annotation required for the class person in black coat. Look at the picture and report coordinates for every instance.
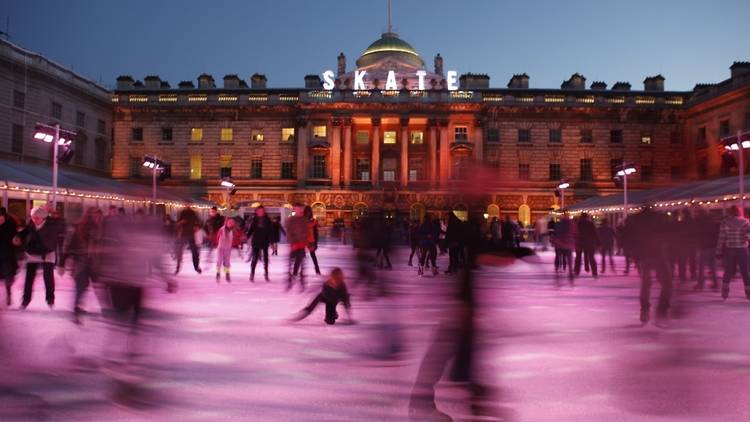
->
[0,208,19,306]
[14,207,63,309]
[270,216,285,256]
[291,268,352,325]
[574,213,599,278]
[174,206,202,275]
[246,206,273,281]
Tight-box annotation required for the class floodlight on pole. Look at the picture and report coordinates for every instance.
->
[721,130,750,214]
[614,163,637,221]
[33,123,77,209]
[555,179,570,211]
[143,155,170,207]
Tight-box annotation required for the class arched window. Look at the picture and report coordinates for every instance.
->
[353,202,368,221]
[452,203,468,222]
[311,202,327,225]
[518,204,531,227]
[410,203,426,222]
[487,204,500,219]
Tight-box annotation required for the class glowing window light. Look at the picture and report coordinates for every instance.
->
[279,94,299,102]
[577,96,595,104]
[308,91,332,99]
[128,95,148,103]
[382,90,400,97]
[607,97,625,104]
[158,94,178,102]
[111,95,119,102]
[482,95,503,102]
[188,94,208,102]
[218,94,238,102]
[665,97,684,105]
[635,96,656,105]
[516,96,534,103]
[248,94,268,102]
[410,90,426,97]
[544,95,565,103]
[450,91,473,99]
[353,91,371,98]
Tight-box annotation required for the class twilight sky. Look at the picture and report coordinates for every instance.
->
[3,0,748,91]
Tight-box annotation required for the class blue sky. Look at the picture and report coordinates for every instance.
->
[4,0,748,90]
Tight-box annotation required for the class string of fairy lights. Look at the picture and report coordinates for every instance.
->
[0,182,217,210]
[570,195,747,215]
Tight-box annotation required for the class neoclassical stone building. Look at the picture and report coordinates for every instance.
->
[110,31,749,227]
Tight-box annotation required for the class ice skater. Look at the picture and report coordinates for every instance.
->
[291,267,353,325]
[215,217,236,283]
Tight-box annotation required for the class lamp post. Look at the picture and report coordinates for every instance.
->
[33,123,75,210]
[615,163,637,222]
[556,180,570,211]
[143,156,169,213]
[722,130,750,214]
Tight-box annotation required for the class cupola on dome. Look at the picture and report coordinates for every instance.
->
[356,32,425,69]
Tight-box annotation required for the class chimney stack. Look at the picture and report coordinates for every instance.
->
[611,81,631,91]
[561,73,586,90]
[304,74,322,89]
[730,62,750,79]
[144,75,162,89]
[116,75,134,90]
[337,52,346,76]
[434,53,444,76]
[250,74,267,89]
[197,73,215,89]
[507,73,529,89]
[223,74,241,89]
[643,74,665,91]
[590,81,607,90]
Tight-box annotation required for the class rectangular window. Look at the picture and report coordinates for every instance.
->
[190,155,202,179]
[281,162,295,179]
[75,136,86,165]
[76,111,86,128]
[312,155,327,178]
[640,132,652,145]
[161,127,173,142]
[356,158,370,181]
[95,138,107,169]
[356,130,370,145]
[383,158,397,181]
[610,129,623,143]
[383,130,397,144]
[220,128,233,142]
[250,160,263,179]
[190,127,203,142]
[719,119,730,137]
[486,128,500,143]
[671,166,682,181]
[580,129,593,143]
[519,163,531,181]
[129,157,142,178]
[220,155,232,179]
[51,102,62,119]
[281,127,295,142]
[518,128,530,143]
[313,125,327,139]
[409,158,423,181]
[11,124,23,154]
[549,129,561,143]
[454,126,468,141]
[251,129,264,142]
[549,163,561,181]
[97,119,106,134]
[410,131,424,145]
[580,158,593,181]
[641,165,653,182]
[13,90,25,108]
[131,127,143,142]
[697,127,707,148]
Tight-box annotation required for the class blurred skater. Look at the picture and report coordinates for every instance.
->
[246,206,272,282]
[215,217,236,283]
[291,267,352,325]
[286,203,308,291]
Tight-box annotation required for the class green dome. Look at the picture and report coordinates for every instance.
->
[356,32,424,68]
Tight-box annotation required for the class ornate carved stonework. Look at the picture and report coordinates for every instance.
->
[527,195,554,210]
[496,195,524,209]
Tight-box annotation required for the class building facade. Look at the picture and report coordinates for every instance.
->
[0,37,113,175]
[110,32,748,227]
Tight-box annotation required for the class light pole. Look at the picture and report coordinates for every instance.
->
[615,163,637,221]
[143,156,170,212]
[722,130,750,214]
[33,123,75,210]
[556,180,570,211]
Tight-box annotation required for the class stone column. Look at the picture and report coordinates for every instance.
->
[296,117,308,187]
[342,118,352,187]
[400,116,409,188]
[331,119,341,187]
[474,118,484,163]
[371,117,381,186]
[439,119,450,187]
[428,119,438,189]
